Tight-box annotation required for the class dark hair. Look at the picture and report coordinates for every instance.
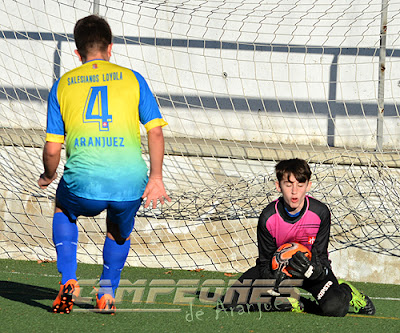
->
[275,158,312,183]
[73,15,112,61]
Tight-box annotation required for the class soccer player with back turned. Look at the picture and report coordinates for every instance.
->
[38,15,171,313]
[222,158,375,316]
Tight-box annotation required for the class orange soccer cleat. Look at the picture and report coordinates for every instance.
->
[95,294,116,314]
[52,279,80,314]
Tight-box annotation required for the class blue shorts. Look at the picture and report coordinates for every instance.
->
[56,177,142,239]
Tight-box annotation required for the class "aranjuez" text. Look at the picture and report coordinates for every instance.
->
[73,136,125,148]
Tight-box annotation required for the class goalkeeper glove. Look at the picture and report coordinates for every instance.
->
[288,249,324,280]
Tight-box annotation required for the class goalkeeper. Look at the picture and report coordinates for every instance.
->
[38,15,170,313]
[221,158,375,317]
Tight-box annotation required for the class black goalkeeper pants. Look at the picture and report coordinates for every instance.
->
[221,265,352,317]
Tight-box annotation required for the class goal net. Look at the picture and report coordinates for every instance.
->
[1,0,399,275]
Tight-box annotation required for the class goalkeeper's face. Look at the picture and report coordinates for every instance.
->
[276,173,312,215]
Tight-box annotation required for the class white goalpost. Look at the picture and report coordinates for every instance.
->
[0,0,399,284]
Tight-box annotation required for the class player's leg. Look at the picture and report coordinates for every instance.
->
[95,220,129,313]
[52,177,106,313]
[302,268,351,317]
[217,266,301,312]
[52,210,78,285]
[338,280,375,315]
[219,266,303,313]
[218,265,262,311]
[96,199,141,313]
[52,208,80,313]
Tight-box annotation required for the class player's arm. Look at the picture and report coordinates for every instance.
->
[256,209,277,278]
[38,141,62,189]
[311,206,331,265]
[141,126,171,208]
[135,70,170,209]
[39,78,64,189]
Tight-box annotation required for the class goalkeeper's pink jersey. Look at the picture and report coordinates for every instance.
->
[257,195,331,278]
[266,196,328,251]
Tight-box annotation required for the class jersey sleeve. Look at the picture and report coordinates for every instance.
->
[45,79,65,143]
[310,202,331,268]
[256,205,278,278]
[133,71,168,132]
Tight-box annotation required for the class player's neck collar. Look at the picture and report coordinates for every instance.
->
[284,207,301,217]
[83,58,107,64]
[279,197,308,219]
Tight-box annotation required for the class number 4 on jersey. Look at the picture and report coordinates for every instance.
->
[83,86,112,131]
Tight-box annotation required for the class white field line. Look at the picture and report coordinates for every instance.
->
[298,292,400,302]
[0,269,60,278]
[370,297,400,301]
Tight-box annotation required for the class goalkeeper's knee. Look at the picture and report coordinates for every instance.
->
[319,288,350,317]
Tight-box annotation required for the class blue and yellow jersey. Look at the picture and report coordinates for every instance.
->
[46,60,167,201]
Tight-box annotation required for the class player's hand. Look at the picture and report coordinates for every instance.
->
[38,172,58,189]
[142,176,171,209]
[288,250,324,280]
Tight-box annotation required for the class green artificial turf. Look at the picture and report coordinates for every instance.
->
[0,258,399,333]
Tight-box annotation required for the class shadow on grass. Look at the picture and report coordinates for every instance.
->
[0,280,97,312]
[0,280,100,313]
[0,280,58,311]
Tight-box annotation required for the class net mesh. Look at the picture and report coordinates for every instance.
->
[0,0,399,273]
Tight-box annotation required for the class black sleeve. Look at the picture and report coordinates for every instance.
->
[309,199,331,268]
[256,205,277,278]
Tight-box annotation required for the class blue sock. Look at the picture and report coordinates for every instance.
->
[52,212,78,284]
[98,237,130,298]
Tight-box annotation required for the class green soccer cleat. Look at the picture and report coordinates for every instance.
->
[338,280,376,315]
[273,297,304,313]
[288,297,305,313]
